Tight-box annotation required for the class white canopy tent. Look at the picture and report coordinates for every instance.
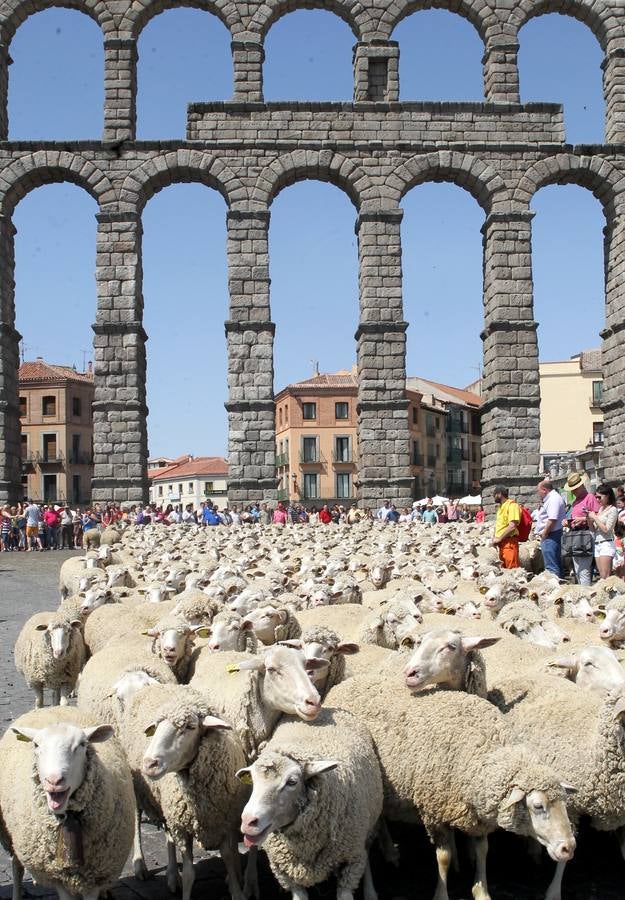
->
[458,494,482,505]
[416,495,450,506]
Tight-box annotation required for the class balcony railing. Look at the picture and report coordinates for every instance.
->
[589,395,602,409]
[68,452,93,465]
[39,451,65,465]
[332,449,355,464]
[275,453,289,467]
[299,451,324,465]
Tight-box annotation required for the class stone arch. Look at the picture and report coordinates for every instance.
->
[0,152,117,216]
[514,153,625,218]
[380,0,491,45]
[121,151,246,213]
[249,0,369,43]
[122,0,240,42]
[394,151,511,214]
[0,0,113,44]
[253,150,373,211]
[512,0,610,50]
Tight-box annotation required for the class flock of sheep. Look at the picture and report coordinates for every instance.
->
[3,519,625,900]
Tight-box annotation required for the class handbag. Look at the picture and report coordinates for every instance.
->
[561,529,594,557]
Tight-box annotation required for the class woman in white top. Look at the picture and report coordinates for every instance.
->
[587,484,619,579]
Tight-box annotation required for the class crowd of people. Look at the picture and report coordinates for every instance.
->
[493,476,625,583]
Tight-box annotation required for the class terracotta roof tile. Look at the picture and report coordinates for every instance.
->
[149,456,229,481]
[407,377,482,408]
[20,360,94,385]
[284,369,358,391]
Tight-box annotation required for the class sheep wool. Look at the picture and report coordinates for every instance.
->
[300,626,347,697]
[0,707,134,896]
[14,610,86,695]
[259,707,382,890]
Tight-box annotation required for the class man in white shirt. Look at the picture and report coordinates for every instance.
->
[376,500,391,522]
[535,479,567,577]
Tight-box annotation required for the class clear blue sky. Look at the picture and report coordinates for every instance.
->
[9,9,605,457]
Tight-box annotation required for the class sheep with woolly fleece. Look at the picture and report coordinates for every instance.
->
[281,626,359,699]
[121,683,249,900]
[237,706,382,900]
[599,595,625,647]
[189,645,328,760]
[143,615,204,683]
[518,540,544,574]
[546,645,625,696]
[58,555,103,600]
[0,706,134,900]
[83,598,172,654]
[241,604,301,645]
[326,677,575,900]
[202,610,259,653]
[14,609,86,708]
[494,600,569,649]
[296,603,370,642]
[489,673,625,897]
[358,601,423,650]
[402,629,500,698]
[540,585,598,623]
[171,590,221,626]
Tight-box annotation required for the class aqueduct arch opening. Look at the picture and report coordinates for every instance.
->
[0,0,624,507]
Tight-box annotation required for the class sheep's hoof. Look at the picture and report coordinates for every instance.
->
[471,885,491,900]
[134,859,149,881]
[167,871,180,894]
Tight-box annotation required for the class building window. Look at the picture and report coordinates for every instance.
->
[426,414,436,438]
[334,436,350,463]
[412,406,418,424]
[204,482,214,494]
[72,474,81,504]
[278,407,283,426]
[72,396,82,417]
[19,396,27,418]
[301,436,318,463]
[158,485,163,497]
[42,395,56,417]
[178,484,183,495]
[42,434,58,462]
[427,443,436,468]
[21,434,28,460]
[335,402,349,420]
[188,483,193,493]
[285,405,288,423]
[303,473,319,499]
[412,441,421,465]
[302,402,316,420]
[336,472,351,498]
[593,421,604,445]
[592,381,603,405]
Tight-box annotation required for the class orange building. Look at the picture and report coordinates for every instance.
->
[19,359,95,504]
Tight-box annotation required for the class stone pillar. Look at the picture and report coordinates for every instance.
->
[225,209,277,504]
[356,209,412,509]
[103,38,137,143]
[603,43,625,144]
[232,40,264,102]
[353,42,399,102]
[480,211,540,510]
[483,38,520,103]
[0,43,10,141]
[92,211,148,504]
[0,215,20,503]
[601,217,625,484]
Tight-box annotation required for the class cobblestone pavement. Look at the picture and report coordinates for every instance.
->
[1,552,625,899]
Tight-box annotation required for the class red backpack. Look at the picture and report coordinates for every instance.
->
[517,505,533,542]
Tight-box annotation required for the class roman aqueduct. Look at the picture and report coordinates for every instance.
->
[0,0,623,508]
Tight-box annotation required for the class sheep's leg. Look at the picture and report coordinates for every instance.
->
[290,888,308,900]
[376,818,399,867]
[132,805,148,881]
[220,832,245,900]
[51,688,60,707]
[432,828,453,900]
[180,837,194,900]
[166,832,178,894]
[56,887,76,900]
[33,684,44,709]
[471,836,491,900]
[12,856,23,900]
[242,846,259,900]
[336,852,368,900]
[362,858,378,900]
[83,892,100,900]
[544,861,567,900]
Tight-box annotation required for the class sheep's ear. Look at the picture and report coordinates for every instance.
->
[235,766,253,785]
[230,657,265,673]
[305,657,330,672]
[336,642,359,656]
[613,697,625,721]
[35,623,49,631]
[144,722,157,737]
[547,655,578,676]
[201,715,231,732]
[84,724,114,743]
[277,609,288,623]
[386,613,400,625]
[561,782,577,795]
[12,726,38,743]
[595,610,606,621]
[279,639,304,650]
[304,759,339,780]
[461,636,501,652]
[240,619,255,632]
[193,626,211,638]
[501,787,526,810]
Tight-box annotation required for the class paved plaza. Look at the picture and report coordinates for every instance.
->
[1,552,624,900]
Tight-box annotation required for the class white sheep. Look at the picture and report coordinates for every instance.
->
[0,707,134,900]
[237,706,382,900]
[14,609,86,708]
[240,604,302,645]
[359,601,423,650]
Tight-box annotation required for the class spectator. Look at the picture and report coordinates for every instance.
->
[259,502,272,526]
[72,507,83,548]
[564,472,600,586]
[273,502,288,525]
[182,503,196,525]
[319,504,333,525]
[446,499,459,522]
[587,484,619,580]
[376,500,391,522]
[308,506,320,525]
[492,486,520,569]
[82,508,98,536]
[534,479,567,578]
[614,520,625,580]
[60,506,74,549]
[386,504,400,524]
[422,502,438,525]
[475,505,485,524]
[24,500,42,552]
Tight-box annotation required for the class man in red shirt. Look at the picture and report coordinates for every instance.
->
[319,504,332,524]
[43,505,61,550]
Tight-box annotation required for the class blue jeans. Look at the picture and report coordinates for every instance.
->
[541,530,563,578]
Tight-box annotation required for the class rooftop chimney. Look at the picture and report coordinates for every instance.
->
[87,361,93,375]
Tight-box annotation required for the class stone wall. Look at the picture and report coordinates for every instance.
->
[0,0,623,507]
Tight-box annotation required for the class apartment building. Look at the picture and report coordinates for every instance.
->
[19,359,94,504]
[276,368,481,505]
[148,456,229,508]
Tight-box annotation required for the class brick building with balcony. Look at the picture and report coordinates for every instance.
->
[19,359,94,504]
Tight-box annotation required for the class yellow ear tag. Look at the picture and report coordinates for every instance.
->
[239,771,253,785]
[195,628,210,638]
[15,733,30,742]
[226,664,240,674]
[144,725,156,737]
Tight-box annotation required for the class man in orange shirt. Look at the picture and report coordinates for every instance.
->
[492,486,521,569]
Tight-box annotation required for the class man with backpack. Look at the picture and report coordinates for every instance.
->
[492,486,521,568]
